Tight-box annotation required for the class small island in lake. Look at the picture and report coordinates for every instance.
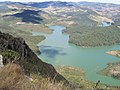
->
[99,62,120,80]
[107,50,120,57]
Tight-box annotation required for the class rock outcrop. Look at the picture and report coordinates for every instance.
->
[0,31,68,84]
[0,55,3,67]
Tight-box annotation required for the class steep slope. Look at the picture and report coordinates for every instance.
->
[0,31,68,84]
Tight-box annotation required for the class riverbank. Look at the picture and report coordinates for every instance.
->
[10,24,53,53]
[64,25,120,47]
[57,66,120,90]
[98,62,120,80]
[99,50,120,80]
[103,50,120,80]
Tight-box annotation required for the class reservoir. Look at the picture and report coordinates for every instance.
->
[33,25,120,86]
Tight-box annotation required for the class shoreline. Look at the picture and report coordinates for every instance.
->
[106,50,120,57]
[37,25,120,86]
[57,66,120,89]
[98,62,120,80]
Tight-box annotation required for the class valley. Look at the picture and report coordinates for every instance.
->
[0,1,120,90]
[37,25,120,87]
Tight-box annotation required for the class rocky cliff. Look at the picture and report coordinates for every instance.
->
[0,31,68,84]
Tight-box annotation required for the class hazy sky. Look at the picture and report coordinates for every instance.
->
[0,0,120,4]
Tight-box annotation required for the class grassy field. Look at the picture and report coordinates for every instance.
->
[0,63,70,90]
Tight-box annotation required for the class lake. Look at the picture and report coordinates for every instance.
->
[33,25,120,86]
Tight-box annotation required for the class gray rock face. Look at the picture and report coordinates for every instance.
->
[0,55,3,67]
[0,31,68,84]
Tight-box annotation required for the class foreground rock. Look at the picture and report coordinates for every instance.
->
[0,31,68,84]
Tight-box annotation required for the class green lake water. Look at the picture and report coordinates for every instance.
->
[32,25,120,86]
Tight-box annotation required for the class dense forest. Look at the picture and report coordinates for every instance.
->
[64,26,120,47]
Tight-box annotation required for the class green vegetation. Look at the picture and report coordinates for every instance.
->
[98,62,120,80]
[0,13,51,53]
[0,5,12,13]
[64,26,120,47]
[0,23,45,53]
[57,66,120,90]
[58,4,120,48]
[1,50,19,58]
[0,2,120,90]
[1,50,20,64]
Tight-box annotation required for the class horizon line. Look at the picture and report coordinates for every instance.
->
[0,0,120,4]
